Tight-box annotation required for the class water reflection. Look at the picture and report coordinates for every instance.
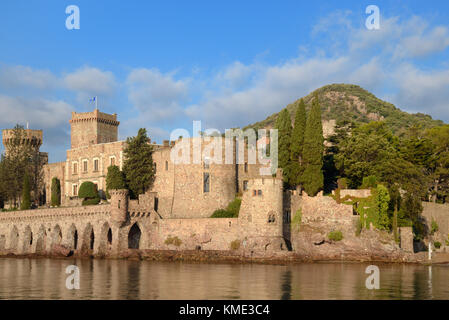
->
[0,258,448,300]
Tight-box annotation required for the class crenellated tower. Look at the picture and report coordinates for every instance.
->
[69,109,120,149]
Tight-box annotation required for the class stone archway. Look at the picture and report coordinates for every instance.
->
[128,223,141,249]
[81,223,95,253]
[35,225,47,254]
[66,224,78,250]
[98,222,113,255]
[22,226,33,253]
[9,226,19,251]
[51,225,63,248]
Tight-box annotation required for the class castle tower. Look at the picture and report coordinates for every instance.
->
[2,129,43,156]
[110,189,129,224]
[69,109,120,149]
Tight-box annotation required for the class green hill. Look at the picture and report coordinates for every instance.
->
[245,84,444,135]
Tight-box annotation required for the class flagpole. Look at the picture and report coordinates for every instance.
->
[96,96,98,109]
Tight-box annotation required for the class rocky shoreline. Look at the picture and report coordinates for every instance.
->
[0,247,441,265]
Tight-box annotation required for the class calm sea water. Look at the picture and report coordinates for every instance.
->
[0,258,448,300]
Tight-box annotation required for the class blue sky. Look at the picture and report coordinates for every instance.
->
[1,0,449,162]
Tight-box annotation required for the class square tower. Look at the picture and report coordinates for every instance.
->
[69,109,120,149]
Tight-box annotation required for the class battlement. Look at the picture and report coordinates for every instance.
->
[69,109,119,126]
[2,129,43,156]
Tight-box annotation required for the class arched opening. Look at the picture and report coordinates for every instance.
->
[107,229,112,244]
[90,230,95,250]
[9,226,19,251]
[22,226,32,253]
[128,223,141,249]
[74,230,78,249]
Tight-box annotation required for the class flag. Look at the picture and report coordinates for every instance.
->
[89,97,96,102]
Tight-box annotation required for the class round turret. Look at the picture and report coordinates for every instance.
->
[109,189,129,224]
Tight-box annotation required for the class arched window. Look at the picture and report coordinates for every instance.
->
[128,223,141,249]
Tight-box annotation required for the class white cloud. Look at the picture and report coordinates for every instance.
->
[0,95,72,128]
[0,65,57,90]
[126,68,189,123]
[64,67,117,102]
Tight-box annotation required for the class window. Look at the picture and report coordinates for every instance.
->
[165,161,168,171]
[73,163,78,175]
[258,190,262,196]
[243,180,248,191]
[73,184,78,196]
[253,190,257,196]
[244,162,248,173]
[154,163,157,174]
[94,159,99,172]
[268,214,276,223]
[203,172,210,193]
[83,160,88,173]
[110,157,116,166]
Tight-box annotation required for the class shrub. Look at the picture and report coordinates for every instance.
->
[230,240,241,250]
[431,220,439,235]
[291,209,302,232]
[165,236,182,246]
[51,177,61,207]
[226,198,242,217]
[106,165,127,199]
[211,209,233,218]
[211,198,241,218]
[434,241,441,249]
[78,182,98,199]
[361,175,378,189]
[328,230,343,242]
[82,198,101,206]
[79,181,100,206]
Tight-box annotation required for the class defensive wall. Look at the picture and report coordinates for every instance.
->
[0,174,287,257]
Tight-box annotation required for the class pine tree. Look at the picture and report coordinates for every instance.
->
[123,128,155,199]
[106,165,127,198]
[289,99,307,186]
[275,109,292,184]
[20,174,31,210]
[51,177,61,207]
[301,94,324,196]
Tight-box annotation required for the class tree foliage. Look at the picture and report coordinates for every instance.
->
[51,177,61,207]
[288,99,307,186]
[78,181,100,205]
[106,165,127,198]
[123,128,155,199]
[20,174,31,210]
[301,95,324,195]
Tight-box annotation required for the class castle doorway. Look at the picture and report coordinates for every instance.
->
[128,223,141,249]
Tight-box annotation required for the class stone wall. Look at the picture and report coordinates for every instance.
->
[422,202,449,248]
[399,227,414,253]
[338,189,371,199]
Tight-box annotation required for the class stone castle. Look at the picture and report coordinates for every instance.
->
[1,108,444,262]
[0,109,288,257]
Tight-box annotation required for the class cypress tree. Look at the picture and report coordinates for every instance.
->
[51,177,61,207]
[123,128,155,199]
[106,165,127,198]
[275,109,292,184]
[289,99,307,186]
[301,94,324,196]
[20,174,31,210]
[291,99,307,161]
